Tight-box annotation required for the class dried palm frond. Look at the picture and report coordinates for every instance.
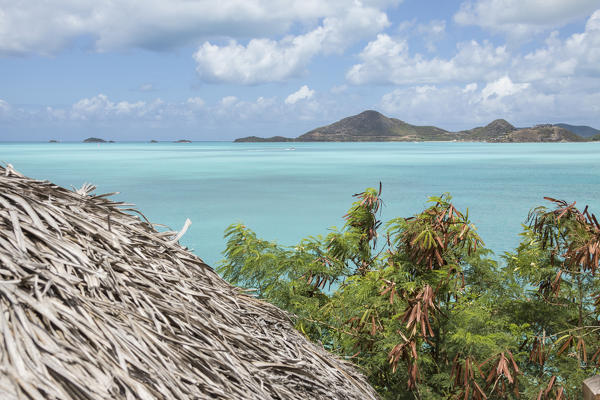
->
[0,165,378,400]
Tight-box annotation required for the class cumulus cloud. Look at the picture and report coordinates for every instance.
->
[454,0,599,39]
[0,99,14,123]
[212,96,283,121]
[480,76,529,99]
[220,96,239,107]
[285,85,315,104]
[395,19,447,52]
[0,0,398,55]
[186,97,205,108]
[516,10,600,84]
[374,10,600,128]
[0,94,193,123]
[193,5,390,84]
[70,94,162,120]
[348,9,600,94]
[194,38,316,84]
[417,20,446,52]
[0,90,333,136]
[463,83,478,93]
[378,77,600,129]
[346,34,508,84]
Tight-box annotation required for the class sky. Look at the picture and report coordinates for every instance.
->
[1,0,599,141]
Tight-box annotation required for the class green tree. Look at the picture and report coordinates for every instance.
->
[503,198,600,398]
[219,189,600,399]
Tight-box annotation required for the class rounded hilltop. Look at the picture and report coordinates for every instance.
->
[83,137,107,143]
[235,110,593,142]
[83,137,115,143]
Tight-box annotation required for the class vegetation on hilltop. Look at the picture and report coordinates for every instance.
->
[503,125,586,142]
[83,137,107,143]
[220,186,600,399]
[456,119,515,141]
[234,110,593,143]
[554,123,600,138]
[298,110,452,142]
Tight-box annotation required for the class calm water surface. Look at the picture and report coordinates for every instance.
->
[1,142,599,266]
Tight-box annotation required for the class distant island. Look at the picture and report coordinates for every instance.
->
[554,123,600,137]
[174,139,192,143]
[83,137,107,143]
[49,140,59,143]
[235,136,294,143]
[150,140,159,143]
[235,110,596,143]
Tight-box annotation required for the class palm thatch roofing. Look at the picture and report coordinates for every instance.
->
[0,165,378,400]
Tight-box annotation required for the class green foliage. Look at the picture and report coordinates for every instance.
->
[218,188,600,399]
[502,198,600,398]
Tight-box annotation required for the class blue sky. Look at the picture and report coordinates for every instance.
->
[1,0,599,141]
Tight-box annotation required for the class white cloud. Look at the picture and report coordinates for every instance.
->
[186,97,205,108]
[0,91,333,137]
[220,96,238,107]
[454,0,599,39]
[193,5,390,84]
[348,9,600,96]
[0,99,13,121]
[378,79,600,129]
[516,10,600,83]
[480,76,529,99]
[394,19,446,52]
[463,83,478,93]
[0,94,326,140]
[215,96,280,120]
[417,20,446,52]
[374,11,600,128]
[0,0,398,55]
[45,106,67,120]
[0,92,321,124]
[285,85,315,104]
[346,34,508,84]
[0,100,34,122]
[71,94,158,120]
[194,38,317,84]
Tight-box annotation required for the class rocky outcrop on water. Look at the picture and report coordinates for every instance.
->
[83,137,107,143]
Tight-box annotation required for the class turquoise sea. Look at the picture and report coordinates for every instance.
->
[1,142,599,266]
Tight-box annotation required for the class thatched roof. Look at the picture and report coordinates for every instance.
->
[0,165,378,400]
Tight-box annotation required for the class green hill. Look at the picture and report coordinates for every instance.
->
[297,110,452,141]
[234,111,588,143]
[554,123,600,137]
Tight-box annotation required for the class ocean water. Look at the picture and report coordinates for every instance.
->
[1,141,599,266]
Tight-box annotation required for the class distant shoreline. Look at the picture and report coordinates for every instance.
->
[2,140,599,145]
[234,110,599,143]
